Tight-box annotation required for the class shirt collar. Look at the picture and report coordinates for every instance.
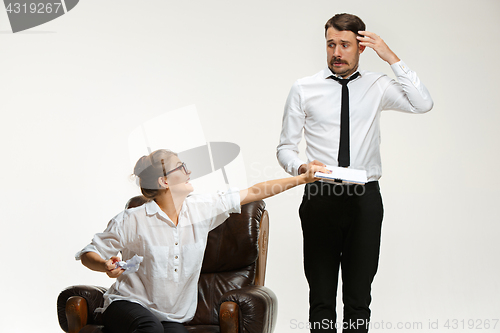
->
[145,199,188,225]
[323,67,363,80]
[145,200,172,222]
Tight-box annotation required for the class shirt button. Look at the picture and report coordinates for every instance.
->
[175,256,178,259]
[175,242,178,245]
[174,268,178,272]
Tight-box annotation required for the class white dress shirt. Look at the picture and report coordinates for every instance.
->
[277,61,433,181]
[75,188,240,323]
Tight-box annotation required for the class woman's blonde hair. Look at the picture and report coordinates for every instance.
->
[133,149,177,200]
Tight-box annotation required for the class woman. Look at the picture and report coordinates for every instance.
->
[77,149,328,333]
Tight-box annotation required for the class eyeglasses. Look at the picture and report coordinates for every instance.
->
[161,161,189,177]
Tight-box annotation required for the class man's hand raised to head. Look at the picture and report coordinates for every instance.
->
[357,31,400,65]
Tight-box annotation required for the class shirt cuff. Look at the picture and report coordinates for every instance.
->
[75,244,104,261]
[391,60,410,75]
[291,159,306,176]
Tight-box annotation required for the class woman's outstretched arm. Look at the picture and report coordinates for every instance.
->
[239,164,328,205]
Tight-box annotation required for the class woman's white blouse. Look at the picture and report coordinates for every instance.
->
[75,188,241,323]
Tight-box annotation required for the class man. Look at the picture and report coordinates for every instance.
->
[277,13,433,332]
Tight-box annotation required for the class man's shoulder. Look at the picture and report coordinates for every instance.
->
[359,69,390,82]
[295,68,329,85]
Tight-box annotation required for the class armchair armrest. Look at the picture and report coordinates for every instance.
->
[57,285,107,332]
[219,285,277,333]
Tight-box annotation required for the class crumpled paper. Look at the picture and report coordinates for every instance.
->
[115,254,144,275]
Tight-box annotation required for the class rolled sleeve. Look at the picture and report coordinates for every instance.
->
[75,244,102,260]
[75,214,127,261]
[209,187,241,230]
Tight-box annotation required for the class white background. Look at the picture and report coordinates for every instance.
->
[1,0,499,332]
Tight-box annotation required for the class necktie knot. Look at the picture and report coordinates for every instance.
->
[330,71,359,85]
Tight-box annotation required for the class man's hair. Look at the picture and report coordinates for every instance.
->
[324,13,366,37]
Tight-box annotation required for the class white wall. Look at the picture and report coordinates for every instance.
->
[1,0,499,332]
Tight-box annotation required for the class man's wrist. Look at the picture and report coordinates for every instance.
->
[386,53,400,66]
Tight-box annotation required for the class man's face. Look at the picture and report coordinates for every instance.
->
[326,27,365,78]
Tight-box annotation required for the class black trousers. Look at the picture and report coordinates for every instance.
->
[102,300,189,333]
[299,181,384,333]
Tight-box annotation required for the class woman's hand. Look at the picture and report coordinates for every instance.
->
[81,252,124,278]
[301,164,330,183]
[104,256,124,278]
[298,160,326,175]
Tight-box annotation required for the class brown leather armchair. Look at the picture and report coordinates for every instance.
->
[57,198,277,333]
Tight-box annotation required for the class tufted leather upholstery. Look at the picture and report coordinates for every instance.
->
[57,198,277,333]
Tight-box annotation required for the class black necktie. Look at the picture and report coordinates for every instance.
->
[330,72,359,167]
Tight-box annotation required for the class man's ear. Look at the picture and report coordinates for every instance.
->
[359,44,366,53]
